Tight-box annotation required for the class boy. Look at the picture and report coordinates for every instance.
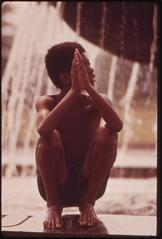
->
[35,42,123,229]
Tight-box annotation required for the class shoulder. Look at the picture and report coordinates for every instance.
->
[35,95,56,112]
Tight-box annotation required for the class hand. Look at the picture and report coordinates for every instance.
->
[74,49,91,91]
[71,50,83,93]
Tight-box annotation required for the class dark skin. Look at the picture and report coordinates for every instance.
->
[35,49,123,228]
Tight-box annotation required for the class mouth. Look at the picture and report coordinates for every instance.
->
[90,75,96,86]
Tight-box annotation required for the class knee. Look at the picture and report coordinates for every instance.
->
[49,130,62,148]
[95,127,118,147]
[36,136,49,155]
[36,130,62,154]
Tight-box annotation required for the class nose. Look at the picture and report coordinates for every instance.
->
[88,67,94,74]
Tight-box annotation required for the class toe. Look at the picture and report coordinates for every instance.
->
[88,215,94,226]
[80,214,87,225]
[43,219,48,228]
[55,215,63,228]
[56,221,63,228]
[51,219,56,229]
[47,220,51,228]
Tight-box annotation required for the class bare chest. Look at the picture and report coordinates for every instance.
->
[57,105,100,145]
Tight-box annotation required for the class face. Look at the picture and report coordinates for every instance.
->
[81,53,96,86]
[59,52,96,91]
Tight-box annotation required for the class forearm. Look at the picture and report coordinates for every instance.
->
[38,89,78,137]
[87,85,123,132]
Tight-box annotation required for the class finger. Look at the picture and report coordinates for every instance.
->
[75,48,79,55]
[75,55,86,74]
[71,58,78,74]
[76,62,82,78]
[72,56,79,72]
[72,55,77,68]
[72,58,75,68]
[72,50,78,67]
[71,61,77,72]
[76,50,83,63]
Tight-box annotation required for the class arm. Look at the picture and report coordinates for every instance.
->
[36,51,81,138]
[86,86,123,132]
[36,90,78,138]
[75,49,123,133]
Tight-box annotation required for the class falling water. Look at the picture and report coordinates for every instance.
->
[143,4,157,97]
[76,2,82,36]
[149,4,157,73]
[23,3,66,149]
[12,3,48,146]
[120,2,126,56]
[120,62,140,158]
[56,1,63,14]
[99,2,107,48]
[2,2,30,146]
[152,114,157,157]
[107,55,118,102]
[145,4,157,157]
[2,2,101,176]
[151,2,158,157]
[2,2,36,176]
[2,2,64,175]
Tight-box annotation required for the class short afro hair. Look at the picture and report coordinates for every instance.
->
[45,42,86,89]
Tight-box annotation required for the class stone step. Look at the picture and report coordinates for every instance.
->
[1,213,156,237]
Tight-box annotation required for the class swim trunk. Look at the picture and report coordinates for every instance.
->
[37,161,109,206]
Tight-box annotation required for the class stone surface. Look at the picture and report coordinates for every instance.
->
[1,213,156,237]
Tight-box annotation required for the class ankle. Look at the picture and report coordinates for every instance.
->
[47,205,63,215]
[47,201,62,209]
[79,201,95,211]
[79,195,95,206]
[48,204,62,210]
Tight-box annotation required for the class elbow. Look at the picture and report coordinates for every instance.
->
[112,120,123,133]
[106,120,123,133]
[37,124,57,139]
[116,120,123,132]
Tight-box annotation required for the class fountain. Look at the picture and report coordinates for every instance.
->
[98,2,107,48]
[107,55,118,101]
[2,2,157,176]
[2,2,100,176]
[119,62,140,158]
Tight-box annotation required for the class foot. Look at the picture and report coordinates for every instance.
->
[44,205,63,229]
[79,203,98,226]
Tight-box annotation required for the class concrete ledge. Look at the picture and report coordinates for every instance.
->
[2,149,157,177]
[110,167,156,178]
[1,213,156,237]
[2,164,157,178]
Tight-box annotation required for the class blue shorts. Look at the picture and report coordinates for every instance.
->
[37,161,108,206]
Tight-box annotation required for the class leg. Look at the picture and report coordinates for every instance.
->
[36,130,68,228]
[79,126,118,226]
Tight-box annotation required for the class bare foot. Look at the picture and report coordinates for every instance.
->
[44,205,63,229]
[79,203,98,226]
